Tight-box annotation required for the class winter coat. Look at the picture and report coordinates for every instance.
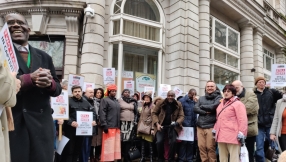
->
[194,90,222,129]
[254,87,282,127]
[270,99,286,152]
[179,95,197,127]
[99,96,121,129]
[9,45,62,162]
[118,98,135,121]
[137,104,154,134]
[238,88,259,137]
[92,98,102,146]
[214,97,248,145]
[0,51,17,162]
[152,99,184,135]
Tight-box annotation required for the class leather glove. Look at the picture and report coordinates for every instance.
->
[237,131,245,145]
[212,129,216,139]
[103,126,108,133]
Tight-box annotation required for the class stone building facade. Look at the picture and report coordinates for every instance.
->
[1,0,286,96]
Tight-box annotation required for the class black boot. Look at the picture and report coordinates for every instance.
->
[139,140,145,162]
[149,142,153,162]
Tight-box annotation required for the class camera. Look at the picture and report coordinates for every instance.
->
[84,5,95,18]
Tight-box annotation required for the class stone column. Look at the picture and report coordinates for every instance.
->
[239,21,254,91]
[81,0,105,86]
[157,49,162,90]
[199,0,210,96]
[116,42,123,98]
[253,28,264,78]
[276,47,286,64]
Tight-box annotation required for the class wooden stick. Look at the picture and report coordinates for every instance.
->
[59,124,62,141]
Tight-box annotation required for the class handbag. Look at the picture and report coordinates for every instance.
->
[240,144,249,162]
[265,141,279,162]
[137,121,151,134]
[128,146,141,160]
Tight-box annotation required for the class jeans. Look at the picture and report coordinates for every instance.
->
[79,136,92,162]
[156,129,177,161]
[178,141,194,162]
[255,126,272,162]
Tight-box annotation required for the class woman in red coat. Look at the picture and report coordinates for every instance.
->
[213,84,248,162]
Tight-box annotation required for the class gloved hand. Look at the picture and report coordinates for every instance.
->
[212,129,216,139]
[237,131,245,144]
[103,126,108,133]
[171,121,179,127]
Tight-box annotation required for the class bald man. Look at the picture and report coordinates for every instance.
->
[152,90,185,162]
[232,80,259,162]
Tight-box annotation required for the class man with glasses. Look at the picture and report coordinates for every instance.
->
[152,90,185,162]
[232,80,259,162]
[5,13,62,162]
[194,80,222,162]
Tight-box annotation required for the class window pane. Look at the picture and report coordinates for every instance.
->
[214,48,226,64]
[214,65,238,86]
[227,54,238,68]
[29,40,64,68]
[124,0,160,22]
[124,53,144,72]
[113,20,120,35]
[215,21,226,47]
[266,56,272,71]
[114,0,122,14]
[264,74,271,81]
[147,55,157,75]
[123,20,159,41]
[228,29,238,52]
[112,44,118,70]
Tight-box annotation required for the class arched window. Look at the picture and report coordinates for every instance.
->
[109,0,164,97]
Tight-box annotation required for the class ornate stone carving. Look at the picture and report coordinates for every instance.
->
[232,0,264,23]
[62,9,82,34]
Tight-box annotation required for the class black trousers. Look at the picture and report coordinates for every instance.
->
[61,126,83,162]
[245,136,256,162]
[178,141,194,162]
[156,129,176,161]
[279,134,286,151]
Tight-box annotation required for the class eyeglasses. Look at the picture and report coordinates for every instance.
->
[7,20,27,26]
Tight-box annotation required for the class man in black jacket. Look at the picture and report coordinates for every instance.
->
[6,13,62,162]
[254,77,282,162]
[194,80,222,162]
[61,85,96,162]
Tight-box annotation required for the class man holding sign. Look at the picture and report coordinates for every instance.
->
[5,13,62,162]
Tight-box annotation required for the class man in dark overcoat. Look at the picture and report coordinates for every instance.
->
[6,13,62,162]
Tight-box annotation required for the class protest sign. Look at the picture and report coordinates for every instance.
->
[124,80,135,95]
[177,127,194,141]
[83,82,95,92]
[51,90,69,120]
[144,86,155,98]
[135,72,156,97]
[173,86,183,98]
[67,74,84,95]
[116,70,133,91]
[76,111,93,136]
[56,135,70,155]
[0,23,19,72]
[158,84,171,98]
[271,64,286,87]
[103,68,115,86]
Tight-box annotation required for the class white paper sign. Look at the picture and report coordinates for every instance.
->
[83,82,95,92]
[158,84,171,99]
[271,64,286,88]
[67,74,85,95]
[103,68,115,86]
[177,127,194,141]
[124,80,135,95]
[51,90,69,120]
[144,86,155,98]
[56,135,70,155]
[0,23,19,72]
[173,87,183,98]
[76,111,93,136]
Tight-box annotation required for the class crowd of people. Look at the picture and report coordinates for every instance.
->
[2,12,286,162]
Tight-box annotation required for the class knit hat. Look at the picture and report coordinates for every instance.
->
[142,92,152,100]
[104,84,117,96]
[255,76,266,85]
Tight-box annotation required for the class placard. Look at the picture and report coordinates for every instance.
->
[177,127,194,141]
[173,86,183,98]
[76,111,93,136]
[51,90,69,120]
[67,74,85,95]
[158,84,171,99]
[56,135,70,155]
[124,80,135,96]
[271,64,286,88]
[135,72,156,96]
[144,86,155,99]
[103,68,115,86]
[0,23,19,72]
[83,82,95,92]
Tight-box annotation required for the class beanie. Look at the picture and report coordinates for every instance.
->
[255,76,266,85]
